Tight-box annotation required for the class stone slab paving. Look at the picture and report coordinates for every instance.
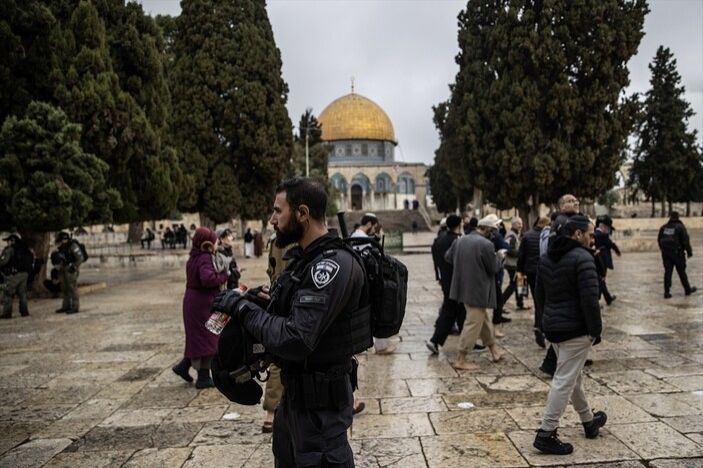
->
[0,247,701,466]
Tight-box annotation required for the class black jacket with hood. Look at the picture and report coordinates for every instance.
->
[535,236,602,343]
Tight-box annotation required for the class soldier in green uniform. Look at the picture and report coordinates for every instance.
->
[0,233,33,318]
[53,232,86,314]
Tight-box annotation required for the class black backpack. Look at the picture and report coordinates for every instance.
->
[344,237,408,339]
[70,239,89,263]
[13,244,35,275]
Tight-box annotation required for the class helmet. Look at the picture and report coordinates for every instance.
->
[2,233,21,242]
[212,316,264,406]
[55,232,70,243]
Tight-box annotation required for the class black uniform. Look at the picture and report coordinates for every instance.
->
[239,232,368,467]
[658,219,694,295]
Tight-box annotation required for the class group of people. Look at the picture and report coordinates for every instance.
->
[157,224,192,250]
[0,231,86,318]
[427,193,697,456]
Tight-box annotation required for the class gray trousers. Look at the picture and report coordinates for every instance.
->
[2,272,29,317]
[540,335,594,431]
[60,268,79,311]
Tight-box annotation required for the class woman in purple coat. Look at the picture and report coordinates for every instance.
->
[172,227,228,388]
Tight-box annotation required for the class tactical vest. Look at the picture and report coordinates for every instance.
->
[267,237,372,369]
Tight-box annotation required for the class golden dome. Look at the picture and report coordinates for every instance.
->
[318,93,396,143]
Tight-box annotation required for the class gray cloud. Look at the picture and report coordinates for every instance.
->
[138,0,703,164]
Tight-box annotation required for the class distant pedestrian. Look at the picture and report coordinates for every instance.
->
[533,215,606,455]
[141,228,155,249]
[412,220,418,234]
[253,230,264,258]
[658,212,696,298]
[52,232,86,314]
[172,227,228,388]
[244,228,254,258]
[502,217,528,311]
[444,214,505,370]
[594,215,620,305]
[463,216,478,235]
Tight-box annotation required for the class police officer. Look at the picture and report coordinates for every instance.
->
[0,233,32,318]
[53,232,84,314]
[658,212,696,298]
[212,177,370,467]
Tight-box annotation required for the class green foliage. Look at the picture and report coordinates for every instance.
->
[289,109,330,179]
[437,0,647,214]
[597,189,620,209]
[170,0,292,224]
[630,46,703,205]
[0,101,121,232]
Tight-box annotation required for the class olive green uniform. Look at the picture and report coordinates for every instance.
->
[0,246,29,317]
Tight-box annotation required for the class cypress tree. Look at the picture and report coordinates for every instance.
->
[52,0,178,225]
[170,0,292,225]
[437,0,647,221]
[290,109,329,179]
[630,46,703,216]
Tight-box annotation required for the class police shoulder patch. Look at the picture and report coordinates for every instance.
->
[311,259,340,289]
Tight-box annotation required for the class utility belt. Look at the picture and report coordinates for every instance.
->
[280,359,358,410]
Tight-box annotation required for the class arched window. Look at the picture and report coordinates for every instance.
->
[351,173,371,193]
[397,173,416,194]
[375,173,392,193]
[330,173,348,193]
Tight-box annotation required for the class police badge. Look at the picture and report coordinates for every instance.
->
[311,259,340,289]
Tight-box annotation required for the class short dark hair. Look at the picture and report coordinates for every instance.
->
[446,215,461,229]
[468,217,478,228]
[276,177,327,222]
[670,211,680,220]
[563,215,591,236]
[360,214,378,226]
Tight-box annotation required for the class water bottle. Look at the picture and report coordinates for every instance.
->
[205,288,241,335]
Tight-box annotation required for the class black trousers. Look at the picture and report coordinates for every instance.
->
[501,267,524,308]
[492,271,505,324]
[274,378,354,467]
[431,281,465,346]
[526,274,539,329]
[599,275,613,303]
[663,254,692,294]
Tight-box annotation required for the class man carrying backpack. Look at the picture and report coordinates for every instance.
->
[211,177,371,467]
[0,233,33,318]
[53,232,87,314]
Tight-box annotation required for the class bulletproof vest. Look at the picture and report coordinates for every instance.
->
[267,236,371,368]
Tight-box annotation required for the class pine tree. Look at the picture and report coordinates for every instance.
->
[437,0,647,221]
[631,46,703,215]
[290,109,329,179]
[0,102,121,278]
[170,0,292,225]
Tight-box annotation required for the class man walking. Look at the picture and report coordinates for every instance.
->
[426,215,466,353]
[658,212,696,298]
[0,234,33,318]
[518,216,550,348]
[594,215,620,305]
[445,214,504,370]
[533,215,606,455]
[502,217,528,311]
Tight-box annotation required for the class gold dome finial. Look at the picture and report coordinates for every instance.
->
[350,76,355,94]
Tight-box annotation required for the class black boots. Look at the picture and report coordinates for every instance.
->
[533,429,574,455]
[172,358,193,383]
[195,368,214,389]
[583,411,608,438]
[685,287,698,296]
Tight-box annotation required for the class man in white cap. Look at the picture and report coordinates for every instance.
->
[444,214,505,369]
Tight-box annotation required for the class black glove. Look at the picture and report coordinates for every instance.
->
[244,286,270,310]
[212,289,246,317]
[67,264,77,274]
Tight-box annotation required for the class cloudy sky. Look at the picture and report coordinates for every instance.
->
[138,0,703,166]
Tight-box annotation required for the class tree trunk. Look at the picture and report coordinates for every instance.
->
[518,205,531,229]
[199,212,216,229]
[686,200,691,217]
[667,200,673,216]
[661,198,666,218]
[472,188,484,218]
[127,221,143,244]
[650,198,655,217]
[17,230,51,296]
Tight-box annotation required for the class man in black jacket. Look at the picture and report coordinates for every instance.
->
[212,178,369,467]
[594,215,620,305]
[533,216,606,455]
[518,216,550,348]
[658,212,696,298]
[426,215,466,353]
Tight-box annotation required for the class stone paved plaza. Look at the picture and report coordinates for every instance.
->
[0,246,702,467]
